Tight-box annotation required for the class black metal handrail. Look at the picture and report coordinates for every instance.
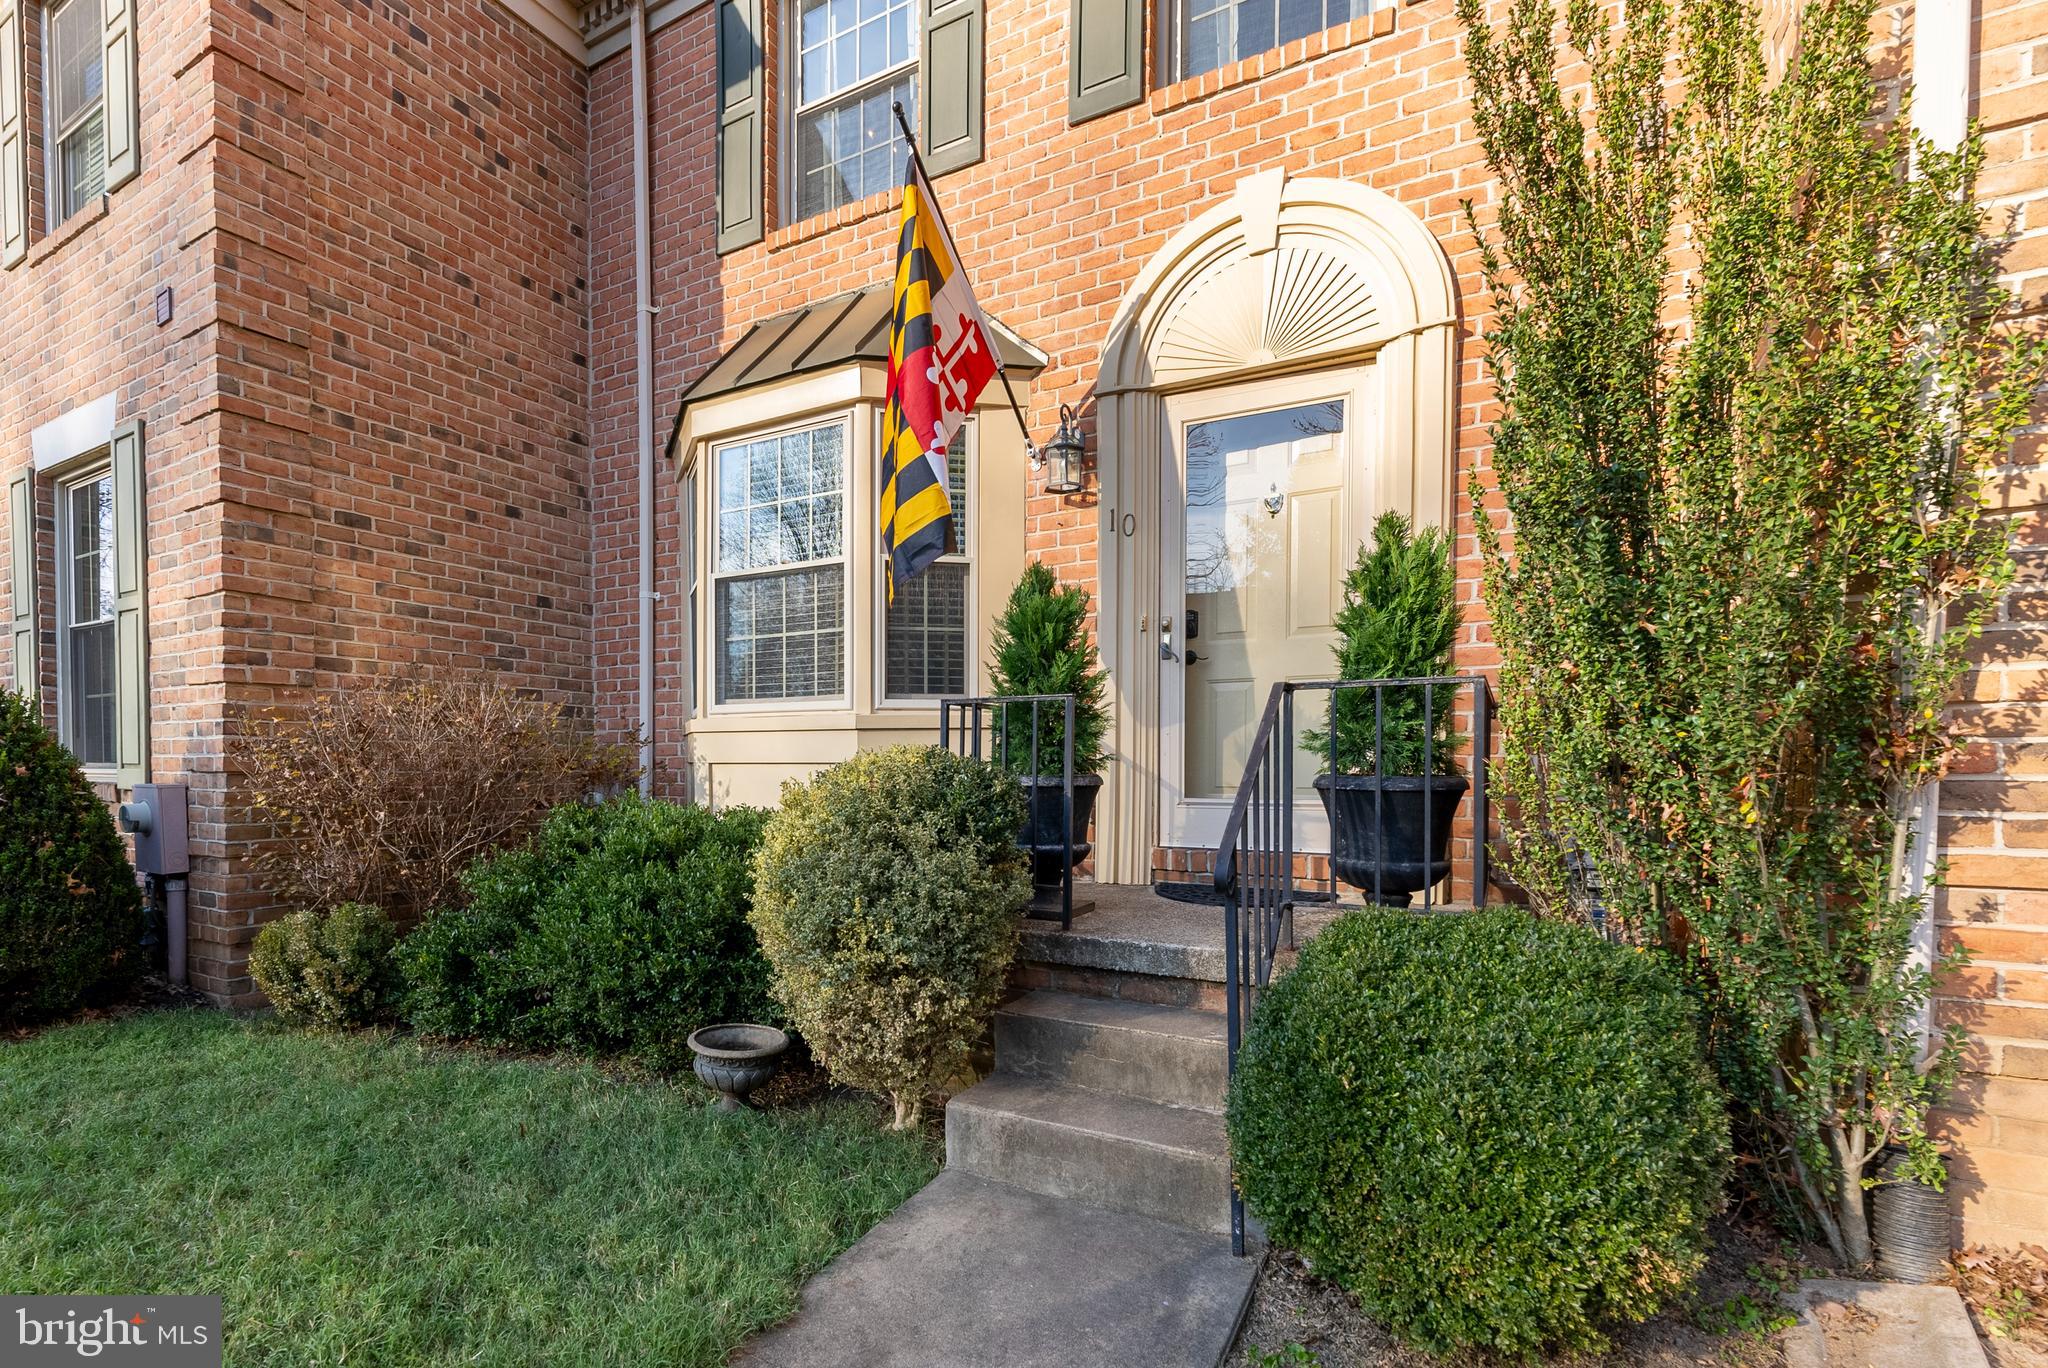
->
[939,693,1081,931]
[1214,674,1494,1254]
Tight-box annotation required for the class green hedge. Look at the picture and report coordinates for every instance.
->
[0,690,146,1023]
[750,745,1030,1127]
[1226,909,1728,1355]
[401,796,773,1068]
[250,903,401,1029]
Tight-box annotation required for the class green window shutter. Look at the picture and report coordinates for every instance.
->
[110,421,148,787]
[1,0,27,268]
[919,0,984,177]
[715,0,763,254]
[101,0,140,193]
[1069,0,1144,123]
[7,471,32,696]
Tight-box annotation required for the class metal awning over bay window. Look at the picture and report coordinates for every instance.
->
[662,285,1043,810]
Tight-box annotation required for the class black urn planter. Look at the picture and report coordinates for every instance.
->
[1873,1147,1952,1283]
[687,1023,789,1112]
[1314,773,1470,906]
[1018,773,1102,895]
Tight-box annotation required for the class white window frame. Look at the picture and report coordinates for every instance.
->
[782,0,919,222]
[42,0,107,226]
[54,455,117,776]
[875,415,974,707]
[708,412,855,714]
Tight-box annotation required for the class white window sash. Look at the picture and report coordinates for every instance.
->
[708,415,853,711]
[877,418,973,706]
[55,461,116,773]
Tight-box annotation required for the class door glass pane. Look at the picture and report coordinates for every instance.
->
[1183,399,1345,798]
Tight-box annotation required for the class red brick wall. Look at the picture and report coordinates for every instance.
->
[1930,0,2048,1253]
[1,0,591,1001]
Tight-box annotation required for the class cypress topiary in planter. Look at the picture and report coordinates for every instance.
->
[1301,511,1466,905]
[988,562,1109,906]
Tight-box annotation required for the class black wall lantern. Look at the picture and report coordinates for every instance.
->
[1037,403,1087,496]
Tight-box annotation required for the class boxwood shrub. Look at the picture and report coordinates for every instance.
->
[750,745,1031,1128]
[0,690,147,1023]
[250,903,401,1029]
[400,795,773,1068]
[1226,908,1728,1355]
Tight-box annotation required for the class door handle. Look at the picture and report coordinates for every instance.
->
[1185,650,1205,667]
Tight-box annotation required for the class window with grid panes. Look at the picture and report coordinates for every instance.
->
[883,427,969,698]
[59,467,117,767]
[790,0,916,220]
[714,422,848,704]
[1175,0,1370,79]
[45,0,106,221]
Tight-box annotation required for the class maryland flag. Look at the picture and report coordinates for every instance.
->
[881,156,1002,597]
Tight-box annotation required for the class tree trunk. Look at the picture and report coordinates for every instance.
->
[1836,1165,1874,1268]
[891,1093,921,1130]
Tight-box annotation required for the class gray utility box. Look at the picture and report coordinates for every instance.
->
[119,783,190,876]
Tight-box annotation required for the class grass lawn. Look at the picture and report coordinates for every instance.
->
[0,1009,938,1366]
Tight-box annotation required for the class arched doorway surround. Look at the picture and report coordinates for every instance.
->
[1090,169,1459,883]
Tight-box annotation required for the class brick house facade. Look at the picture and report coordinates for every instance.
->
[3,0,2046,1246]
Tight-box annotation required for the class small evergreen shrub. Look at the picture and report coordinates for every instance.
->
[1300,511,1462,775]
[750,745,1031,1126]
[0,690,147,1023]
[249,903,400,1029]
[1227,909,1728,1356]
[988,562,1109,775]
[400,795,773,1067]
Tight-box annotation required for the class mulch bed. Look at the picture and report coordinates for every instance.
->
[1231,1216,1797,1367]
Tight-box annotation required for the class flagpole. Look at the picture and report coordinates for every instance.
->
[891,101,1039,459]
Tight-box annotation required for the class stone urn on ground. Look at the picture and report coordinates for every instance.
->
[687,1024,789,1112]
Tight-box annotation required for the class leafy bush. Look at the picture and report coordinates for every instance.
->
[245,677,636,917]
[1300,511,1463,775]
[1227,909,1728,1355]
[988,562,1109,775]
[1459,0,2047,1260]
[0,690,147,1023]
[750,745,1031,1126]
[401,795,773,1067]
[249,903,400,1029]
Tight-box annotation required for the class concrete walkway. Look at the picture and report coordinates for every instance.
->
[1781,1280,1987,1368]
[733,1169,1261,1368]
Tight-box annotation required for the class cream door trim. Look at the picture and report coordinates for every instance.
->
[1091,170,1458,884]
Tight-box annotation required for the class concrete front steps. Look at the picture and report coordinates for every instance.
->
[945,884,1330,1238]
[737,887,1289,1368]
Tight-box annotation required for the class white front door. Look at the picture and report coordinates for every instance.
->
[1159,370,1374,853]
